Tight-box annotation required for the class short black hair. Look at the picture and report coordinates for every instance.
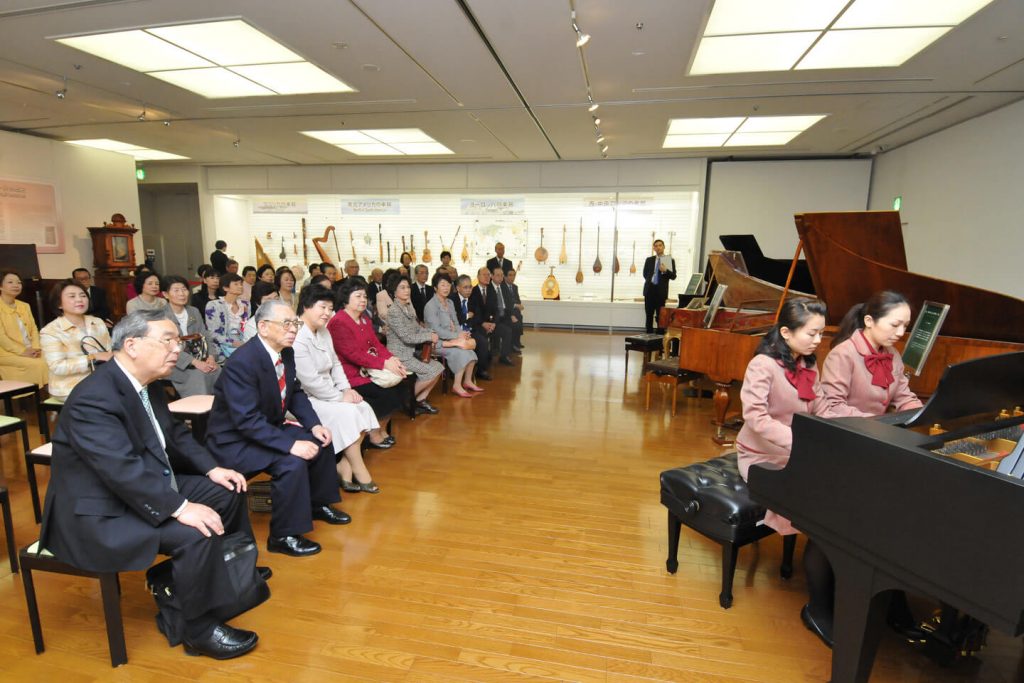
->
[334,279,366,309]
[215,240,227,249]
[298,282,334,314]
[255,264,275,281]
[71,267,89,278]
[134,269,161,294]
[320,262,336,271]
[226,259,238,268]
[49,279,88,316]
[431,271,452,289]
[242,265,256,276]
[308,263,321,275]
[440,250,452,260]
[275,268,295,290]
[221,273,243,289]
[161,274,189,292]
[251,281,276,307]
[385,272,410,299]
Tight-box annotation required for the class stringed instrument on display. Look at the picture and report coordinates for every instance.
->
[629,241,637,275]
[254,238,273,268]
[301,218,308,265]
[332,228,342,265]
[542,267,560,300]
[279,236,287,261]
[292,232,298,256]
[410,235,416,262]
[612,228,620,274]
[575,222,584,284]
[422,231,432,262]
[593,223,603,274]
[535,227,548,263]
[461,236,469,263]
[378,224,384,263]
[401,236,407,259]
[349,229,357,260]
[559,225,568,264]
[312,225,339,265]
[448,225,461,251]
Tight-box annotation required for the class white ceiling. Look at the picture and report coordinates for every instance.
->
[0,0,1021,166]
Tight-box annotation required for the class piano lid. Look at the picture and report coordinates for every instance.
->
[904,351,1024,429]
[794,211,1024,344]
[719,234,815,294]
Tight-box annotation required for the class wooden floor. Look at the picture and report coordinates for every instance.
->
[0,330,1020,682]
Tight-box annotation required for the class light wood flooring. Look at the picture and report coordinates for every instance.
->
[0,330,1020,682]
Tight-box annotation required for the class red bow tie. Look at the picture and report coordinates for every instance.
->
[783,363,818,401]
[859,332,895,388]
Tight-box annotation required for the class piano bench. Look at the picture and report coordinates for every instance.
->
[624,334,664,377]
[643,359,700,416]
[660,453,796,609]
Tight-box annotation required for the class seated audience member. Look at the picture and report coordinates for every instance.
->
[241,266,257,301]
[320,262,338,282]
[375,268,399,329]
[205,273,250,360]
[734,297,832,647]
[0,271,49,387]
[276,268,298,310]
[255,264,276,287]
[250,281,278,309]
[190,265,222,313]
[328,280,405,441]
[207,300,347,557]
[454,274,492,380]
[423,273,481,398]
[39,310,257,659]
[294,287,386,493]
[163,275,221,396]
[385,274,443,414]
[471,268,508,365]
[506,268,525,351]
[124,264,152,300]
[126,270,168,314]
[40,279,113,402]
[72,267,112,322]
[301,263,321,290]
[343,259,360,280]
[489,266,517,365]
[307,274,332,292]
[410,265,434,321]
[225,259,239,276]
[368,268,385,296]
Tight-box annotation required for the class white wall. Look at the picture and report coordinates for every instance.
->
[0,130,142,278]
[869,98,1024,298]
[704,159,872,261]
[212,195,251,266]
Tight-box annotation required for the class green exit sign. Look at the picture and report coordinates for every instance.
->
[136,168,146,181]
[892,195,902,211]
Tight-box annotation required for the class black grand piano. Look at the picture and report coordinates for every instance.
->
[748,352,1024,683]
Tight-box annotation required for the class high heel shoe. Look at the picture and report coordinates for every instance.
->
[340,479,361,493]
[355,480,380,494]
[365,438,393,450]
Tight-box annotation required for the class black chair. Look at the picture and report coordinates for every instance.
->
[37,397,63,442]
[0,485,16,573]
[24,442,52,524]
[19,543,126,667]
[661,453,796,608]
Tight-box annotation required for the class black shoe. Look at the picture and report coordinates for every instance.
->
[312,504,351,525]
[476,371,492,381]
[801,605,834,649]
[499,356,514,366]
[257,566,272,581]
[267,535,322,557]
[183,623,258,659]
[340,479,361,493]
[364,438,393,450]
[416,401,439,415]
[356,480,380,494]
[382,434,396,445]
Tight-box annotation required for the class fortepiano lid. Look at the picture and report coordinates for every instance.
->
[905,351,1024,428]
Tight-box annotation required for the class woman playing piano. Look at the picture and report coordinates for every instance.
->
[821,290,923,417]
[735,297,835,647]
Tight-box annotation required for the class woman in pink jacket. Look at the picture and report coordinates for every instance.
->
[735,297,834,647]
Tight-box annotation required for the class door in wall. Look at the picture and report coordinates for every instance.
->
[138,183,203,278]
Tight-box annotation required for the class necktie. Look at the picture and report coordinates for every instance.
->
[138,388,178,492]
[480,286,487,302]
[494,285,505,316]
[653,257,660,285]
[275,356,287,410]
[461,297,468,319]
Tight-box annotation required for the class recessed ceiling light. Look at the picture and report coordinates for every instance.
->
[662,115,825,149]
[301,128,453,156]
[703,0,849,35]
[57,30,213,72]
[230,62,354,94]
[663,134,731,148]
[149,68,275,98]
[796,27,951,69]
[668,116,744,134]
[66,138,188,160]
[724,131,802,147]
[690,32,819,74]
[736,114,826,132]
[834,0,996,29]
[148,20,302,66]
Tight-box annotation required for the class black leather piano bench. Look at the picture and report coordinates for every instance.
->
[624,334,664,377]
[660,453,796,608]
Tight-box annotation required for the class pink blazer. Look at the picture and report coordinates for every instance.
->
[820,334,922,418]
[736,353,825,535]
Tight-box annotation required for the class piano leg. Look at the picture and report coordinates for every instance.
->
[828,548,891,683]
[720,543,738,609]
[711,383,734,445]
[666,511,681,574]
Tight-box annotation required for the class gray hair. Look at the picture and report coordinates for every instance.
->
[111,309,172,350]
[456,274,472,287]
[253,299,294,325]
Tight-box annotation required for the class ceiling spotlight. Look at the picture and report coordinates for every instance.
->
[233,139,240,148]
[593,117,601,126]
[571,10,591,48]
[601,145,609,153]
[55,89,66,99]
[588,102,599,112]
[163,120,171,127]
[596,135,605,144]
[137,110,147,122]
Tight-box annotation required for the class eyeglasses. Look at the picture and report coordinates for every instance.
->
[264,318,303,331]
[136,335,182,350]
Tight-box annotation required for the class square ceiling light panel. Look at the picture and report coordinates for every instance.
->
[689,0,996,74]
[55,19,355,98]
[301,129,454,156]
[662,115,825,149]
[66,139,188,160]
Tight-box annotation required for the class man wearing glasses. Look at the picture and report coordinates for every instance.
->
[38,310,259,659]
[206,300,347,558]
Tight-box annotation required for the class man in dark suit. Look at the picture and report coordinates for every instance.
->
[38,309,258,659]
[369,268,386,297]
[506,268,525,351]
[410,265,434,321]
[206,300,347,558]
[210,240,229,275]
[72,267,112,322]
[455,274,492,380]
[485,242,514,276]
[488,267,517,365]
[643,239,676,333]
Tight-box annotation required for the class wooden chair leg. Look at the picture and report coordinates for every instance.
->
[666,510,681,574]
[0,489,15,573]
[720,542,739,609]
[21,562,44,653]
[99,573,127,667]
[645,376,652,410]
[670,380,679,416]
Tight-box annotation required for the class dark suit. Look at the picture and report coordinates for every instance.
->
[489,282,516,359]
[410,283,433,321]
[507,282,525,347]
[206,337,339,538]
[642,254,676,333]
[485,256,514,275]
[86,285,111,321]
[210,250,229,275]
[456,292,491,372]
[39,360,251,623]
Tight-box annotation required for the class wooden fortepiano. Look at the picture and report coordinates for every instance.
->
[720,234,815,295]
[748,352,1024,683]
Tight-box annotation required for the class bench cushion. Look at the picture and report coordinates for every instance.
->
[625,334,664,352]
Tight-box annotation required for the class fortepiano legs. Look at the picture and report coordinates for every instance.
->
[825,543,891,683]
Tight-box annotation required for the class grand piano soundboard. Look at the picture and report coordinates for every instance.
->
[748,351,1024,683]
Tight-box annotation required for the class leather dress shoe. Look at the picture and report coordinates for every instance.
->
[801,605,834,649]
[267,534,322,557]
[312,504,352,525]
[416,401,439,415]
[183,623,258,659]
[364,437,393,450]
[257,566,272,581]
[382,434,396,445]
[499,356,514,366]
[476,371,493,381]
